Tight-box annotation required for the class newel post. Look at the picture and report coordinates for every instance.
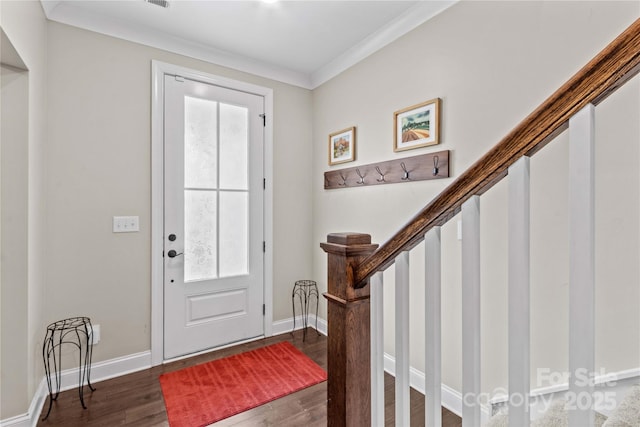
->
[320,233,379,427]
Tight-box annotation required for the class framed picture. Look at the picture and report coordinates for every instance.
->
[328,126,356,166]
[394,98,441,152]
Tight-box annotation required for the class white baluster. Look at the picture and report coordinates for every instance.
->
[371,271,384,427]
[425,227,442,427]
[569,104,595,427]
[462,196,481,427]
[395,251,410,426]
[508,156,531,426]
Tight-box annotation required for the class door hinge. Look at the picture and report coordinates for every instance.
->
[263,241,266,253]
[263,304,266,315]
[259,113,266,127]
[263,178,266,189]
[174,75,185,83]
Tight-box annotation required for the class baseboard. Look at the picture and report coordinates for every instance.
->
[0,415,30,427]
[383,352,491,424]
[271,314,327,337]
[277,316,487,421]
[12,321,630,426]
[0,411,32,427]
[489,367,640,419]
[59,350,152,391]
[1,315,332,427]
[274,316,483,420]
[0,351,151,427]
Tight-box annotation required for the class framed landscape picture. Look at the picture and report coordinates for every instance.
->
[328,127,356,165]
[394,98,441,152]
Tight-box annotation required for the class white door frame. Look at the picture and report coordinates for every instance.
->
[151,60,274,366]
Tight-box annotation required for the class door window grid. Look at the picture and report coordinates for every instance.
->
[183,96,250,283]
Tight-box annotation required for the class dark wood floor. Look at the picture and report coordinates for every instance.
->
[37,331,461,426]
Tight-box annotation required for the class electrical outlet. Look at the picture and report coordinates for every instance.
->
[113,216,139,233]
[90,324,101,345]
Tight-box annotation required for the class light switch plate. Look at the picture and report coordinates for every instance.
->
[113,216,140,233]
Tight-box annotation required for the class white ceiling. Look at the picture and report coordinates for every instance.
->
[40,0,456,89]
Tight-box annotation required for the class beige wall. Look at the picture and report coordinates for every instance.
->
[44,21,314,363]
[0,0,48,419]
[1,62,29,420]
[312,1,639,397]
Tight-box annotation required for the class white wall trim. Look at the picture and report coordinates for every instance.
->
[489,368,640,419]
[0,412,31,427]
[8,322,633,427]
[310,0,457,88]
[262,95,274,339]
[271,315,328,337]
[41,1,457,90]
[0,351,151,427]
[383,352,491,424]
[150,60,164,367]
[15,321,637,427]
[43,2,312,89]
[0,313,326,427]
[57,351,152,392]
[25,380,48,427]
[380,355,640,424]
[490,367,640,405]
[150,60,274,366]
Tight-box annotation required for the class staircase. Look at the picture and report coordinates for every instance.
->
[321,18,640,427]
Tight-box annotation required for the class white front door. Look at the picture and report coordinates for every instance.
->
[163,75,264,359]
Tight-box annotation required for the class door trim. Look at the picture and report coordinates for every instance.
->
[151,60,274,366]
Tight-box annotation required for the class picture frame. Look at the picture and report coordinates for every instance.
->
[394,98,441,152]
[328,126,356,166]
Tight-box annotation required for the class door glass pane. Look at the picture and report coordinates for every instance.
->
[184,190,217,282]
[219,191,248,277]
[219,103,248,190]
[185,96,217,189]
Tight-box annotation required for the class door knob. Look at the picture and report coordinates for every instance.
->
[167,250,183,258]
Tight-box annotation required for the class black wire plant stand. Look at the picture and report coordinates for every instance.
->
[42,316,96,420]
[291,280,321,341]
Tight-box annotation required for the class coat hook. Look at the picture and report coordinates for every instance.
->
[355,168,365,184]
[400,162,410,180]
[375,166,386,182]
[433,155,439,176]
[338,172,347,186]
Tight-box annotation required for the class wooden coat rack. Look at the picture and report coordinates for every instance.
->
[324,150,449,190]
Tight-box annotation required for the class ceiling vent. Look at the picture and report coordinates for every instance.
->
[145,0,169,8]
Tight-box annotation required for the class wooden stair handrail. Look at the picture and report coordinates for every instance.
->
[354,18,640,287]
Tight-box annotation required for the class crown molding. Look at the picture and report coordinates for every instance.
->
[311,1,458,88]
[40,1,457,90]
[40,0,61,17]
[41,1,313,88]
